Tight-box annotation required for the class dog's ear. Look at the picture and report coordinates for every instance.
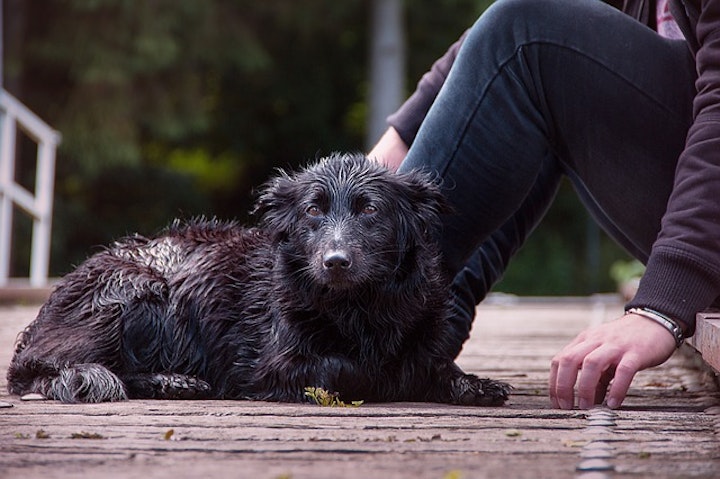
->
[388,170,451,247]
[399,169,450,221]
[252,172,299,240]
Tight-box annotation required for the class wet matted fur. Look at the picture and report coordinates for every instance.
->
[7,153,511,405]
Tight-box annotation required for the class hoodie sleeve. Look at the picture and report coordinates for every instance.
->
[627,0,720,334]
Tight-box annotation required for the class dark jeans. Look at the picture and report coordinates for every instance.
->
[397,0,697,357]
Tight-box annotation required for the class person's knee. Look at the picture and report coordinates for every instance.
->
[465,0,557,55]
[470,0,596,48]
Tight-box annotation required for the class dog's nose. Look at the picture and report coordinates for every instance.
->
[322,250,352,270]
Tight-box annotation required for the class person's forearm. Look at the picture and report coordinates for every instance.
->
[368,127,408,172]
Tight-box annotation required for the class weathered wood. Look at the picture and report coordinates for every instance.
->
[0,299,718,479]
[691,311,720,373]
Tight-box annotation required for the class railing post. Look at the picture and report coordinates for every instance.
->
[0,106,17,286]
[29,139,56,287]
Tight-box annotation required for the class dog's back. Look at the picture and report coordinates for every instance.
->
[7,220,270,402]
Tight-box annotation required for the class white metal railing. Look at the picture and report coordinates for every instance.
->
[0,88,60,287]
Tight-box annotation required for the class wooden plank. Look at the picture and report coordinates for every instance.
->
[689,311,720,373]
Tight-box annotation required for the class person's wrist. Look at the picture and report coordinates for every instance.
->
[625,307,685,348]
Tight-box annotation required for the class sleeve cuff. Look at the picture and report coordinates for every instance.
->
[625,247,720,336]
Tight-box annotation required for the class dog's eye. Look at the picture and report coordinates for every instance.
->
[306,205,323,217]
[361,204,378,216]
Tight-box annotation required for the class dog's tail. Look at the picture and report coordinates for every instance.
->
[7,359,128,403]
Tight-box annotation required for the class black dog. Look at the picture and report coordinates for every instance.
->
[7,153,510,405]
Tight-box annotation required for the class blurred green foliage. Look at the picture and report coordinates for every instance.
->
[5,0,631,293]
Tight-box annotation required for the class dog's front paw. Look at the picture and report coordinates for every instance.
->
[450,374,511,406]
[158,373,212,400]
[123,372,212,399]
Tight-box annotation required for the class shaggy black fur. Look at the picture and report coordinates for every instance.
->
[7,153,511,405]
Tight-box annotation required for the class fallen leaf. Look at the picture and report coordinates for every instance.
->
[562,439,589,448]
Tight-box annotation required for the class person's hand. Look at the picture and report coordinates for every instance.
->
[549,312,678,410]
[368,127,409,172]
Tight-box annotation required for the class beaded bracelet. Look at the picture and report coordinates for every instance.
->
[626,307,685,348]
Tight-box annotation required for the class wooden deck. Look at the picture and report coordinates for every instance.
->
[691,311,720,373]
[1,296,718,479]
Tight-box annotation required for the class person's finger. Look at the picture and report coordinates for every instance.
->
[551,340,598,409]
[605,356,641,409]
[550,348,579,409]
[548,359,560,408]
[594,366,615,405]
[576,359,604,410]
[552,361,579,409]
[576,347,620,409]
[550,330,602,409]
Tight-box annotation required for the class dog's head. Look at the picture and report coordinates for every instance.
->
[254,153,447,291]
